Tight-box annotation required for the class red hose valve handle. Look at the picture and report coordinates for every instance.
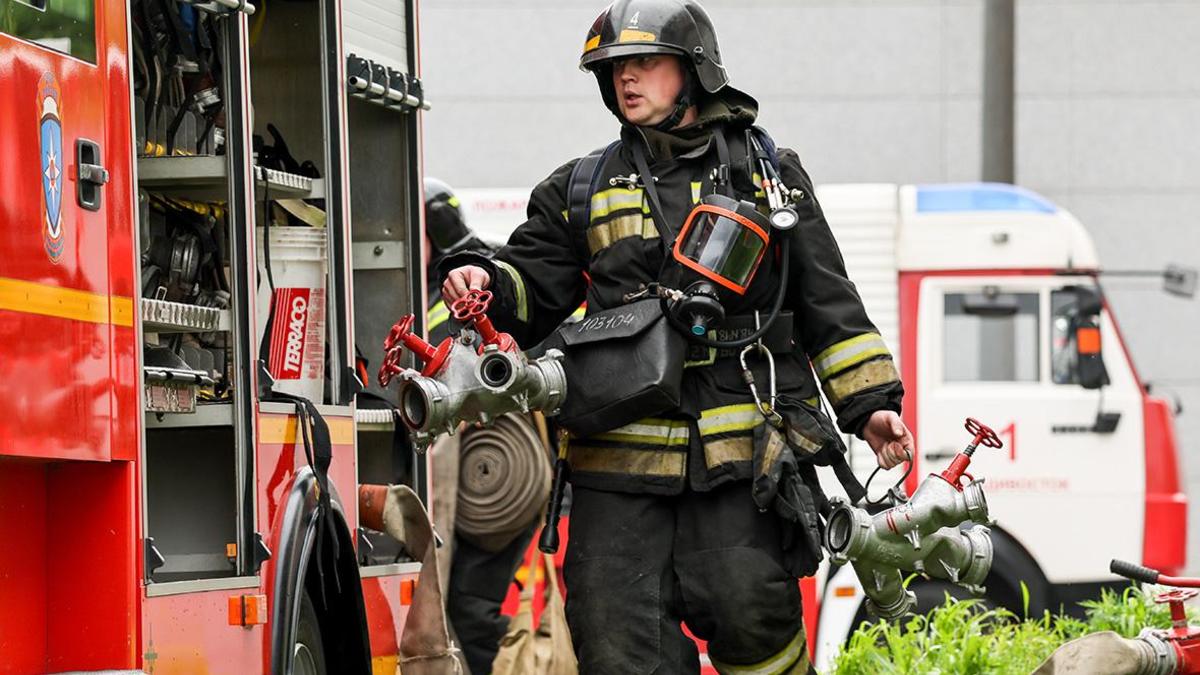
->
[450,289,517,353]
[1156,590,1199,637]
[940,417,1003,489]
[378,314,455,386]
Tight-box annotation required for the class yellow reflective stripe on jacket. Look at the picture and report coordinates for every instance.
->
[698,403,763,437]
[690,181,702,204]
[567,445,686,477]
[589,187,648,222]
[813,332,891,379]
[710,625,809,675]
[493,260,528,323]
[427,300,451,332]
[823,358,900,406]
[591,419,690,447]
[699,404,763,469]
[587,214,657,255]
[750,172,767,199]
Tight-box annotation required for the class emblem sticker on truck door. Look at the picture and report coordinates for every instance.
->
[38,72,64,263]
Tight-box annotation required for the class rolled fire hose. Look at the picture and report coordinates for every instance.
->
[455,412,552,553]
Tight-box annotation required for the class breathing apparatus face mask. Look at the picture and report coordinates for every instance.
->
[673,193,771,295]
[660,190,798,342]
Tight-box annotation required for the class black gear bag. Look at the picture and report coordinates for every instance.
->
[547,140,687,437]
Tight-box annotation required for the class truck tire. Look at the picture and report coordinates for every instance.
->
[294,590,328,675]
[912,580,995,615]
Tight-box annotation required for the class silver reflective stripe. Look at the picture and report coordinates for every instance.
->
[698,404,763,436]
[710,626,808,675]
[586,214,657,254]
[823,358,900,406]
[813,333,891,379]
[493,260,528,323]
[590,188,647,221]
[786,426,822,455]
[592,419,690,447]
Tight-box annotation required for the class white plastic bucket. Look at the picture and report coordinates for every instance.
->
[256,226,327,401]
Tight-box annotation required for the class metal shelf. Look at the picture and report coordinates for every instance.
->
[255,165,324,200]
[137,155,323,200]
[142,298,230,333]
[146,402,234,429]
[138,155,226,193]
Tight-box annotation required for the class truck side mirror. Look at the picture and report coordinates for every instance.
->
[1069,286,1109,390]
[1164,265,1198,299]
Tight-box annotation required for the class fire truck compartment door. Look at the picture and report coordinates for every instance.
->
[0,0,133,462]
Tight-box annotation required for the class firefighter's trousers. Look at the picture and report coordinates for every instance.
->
[448,526,536,675]
[563,481,816,675]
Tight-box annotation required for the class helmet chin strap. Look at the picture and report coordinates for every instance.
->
[651,95,692,131]
[650,66,697,131]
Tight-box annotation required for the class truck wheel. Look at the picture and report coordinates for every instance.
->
[294,590,328,675]
[912,580,995,615]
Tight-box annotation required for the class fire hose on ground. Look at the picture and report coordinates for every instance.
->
[1033,561,1200,675]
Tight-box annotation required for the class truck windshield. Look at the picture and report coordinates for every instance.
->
[943,291,1040,383]
[0,0,97,64]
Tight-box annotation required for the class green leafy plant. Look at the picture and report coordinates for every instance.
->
[829,584,1193,674]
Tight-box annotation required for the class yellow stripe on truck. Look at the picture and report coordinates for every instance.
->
[0,277,134,327]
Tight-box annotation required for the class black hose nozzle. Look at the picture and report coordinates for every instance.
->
[1110,559,1160,585]
[538,458,570,553]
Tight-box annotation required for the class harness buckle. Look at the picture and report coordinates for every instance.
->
[609,173,657,190]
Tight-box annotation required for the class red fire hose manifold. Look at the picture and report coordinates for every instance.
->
[379,290,566,450]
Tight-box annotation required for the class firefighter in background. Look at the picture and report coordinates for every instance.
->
[440,1,914,672]
[424,178,539,675]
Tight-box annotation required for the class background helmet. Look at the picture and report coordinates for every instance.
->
[423,177,474,256]
[579,0,728,122]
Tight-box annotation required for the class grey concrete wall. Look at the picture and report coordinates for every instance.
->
[419,0,983,187]
[419,0,1200,569]
[1016,0,1200,571]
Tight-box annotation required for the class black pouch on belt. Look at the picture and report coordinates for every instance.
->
[546,299,686,438]
[752,422,825,578]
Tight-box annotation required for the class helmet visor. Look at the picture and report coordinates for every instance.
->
[673,203,769,294]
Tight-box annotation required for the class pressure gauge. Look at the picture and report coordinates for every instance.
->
[769,207,799,231]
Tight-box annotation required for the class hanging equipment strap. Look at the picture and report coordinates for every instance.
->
[712,126,735,198]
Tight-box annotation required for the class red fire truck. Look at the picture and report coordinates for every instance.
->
[0,1,434,672]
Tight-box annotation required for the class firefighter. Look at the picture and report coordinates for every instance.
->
[424,178,538,675]
[439,1,914,672]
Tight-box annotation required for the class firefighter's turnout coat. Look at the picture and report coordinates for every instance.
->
[443,91,903,498]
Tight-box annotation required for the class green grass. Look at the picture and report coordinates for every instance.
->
[828,584,1196,674]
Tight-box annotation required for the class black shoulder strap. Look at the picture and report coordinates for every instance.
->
[566,140,622,232]
[750,124,781,173]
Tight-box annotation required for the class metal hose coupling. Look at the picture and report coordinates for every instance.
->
[398,344,565,450]
[824,417,1004,621]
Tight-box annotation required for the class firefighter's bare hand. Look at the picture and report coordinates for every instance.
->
[863,410,914,470]
[443,265,491,303]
